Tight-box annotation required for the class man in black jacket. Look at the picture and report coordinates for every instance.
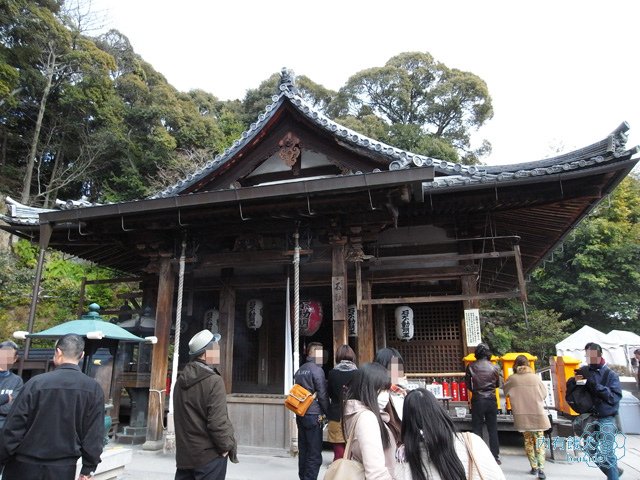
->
[174,330,238,480]
[465,342,502,464]
[0,341,23,430]
[294,342,329,480]
[0,333,104,480]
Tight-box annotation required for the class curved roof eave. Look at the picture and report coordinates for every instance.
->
[154,79,637,200]
[152,81,490,198]
[422,145,639,193]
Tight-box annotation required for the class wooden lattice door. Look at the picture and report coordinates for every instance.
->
[385,302,464,374]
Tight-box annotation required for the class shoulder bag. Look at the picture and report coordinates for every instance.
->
[462,432,486,480]
[324,411,366,480]
[285,384,316,416]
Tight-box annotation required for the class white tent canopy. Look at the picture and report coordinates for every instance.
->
[608,329,640,373]
[556,325,626,366]
[608,329,640,346]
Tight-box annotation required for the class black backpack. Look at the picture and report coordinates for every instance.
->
[565,377,594,414]
[565,368,612,414]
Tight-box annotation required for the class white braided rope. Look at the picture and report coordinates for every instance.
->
[168,239,187,416]
[293,232,300,374]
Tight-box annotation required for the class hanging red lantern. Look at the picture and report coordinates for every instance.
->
[246,299,263,330]
[298,300,323,336]
[394,306,414,341]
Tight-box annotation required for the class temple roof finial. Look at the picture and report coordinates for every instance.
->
[279,67,297,93]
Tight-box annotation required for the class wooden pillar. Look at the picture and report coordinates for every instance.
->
[219,269,235,393]
[331,239,348,362]
[461,274,479,355]
[357,276,374,365]
[144,256,174,446]
[514,244,528,302]
[141,274,156,309]
[374,305,386,352]
[19,222,52,376]
[77,277,87,317]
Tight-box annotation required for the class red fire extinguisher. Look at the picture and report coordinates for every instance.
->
[442,378,451,398]
[451,378,460,401]
[459,379,468,401]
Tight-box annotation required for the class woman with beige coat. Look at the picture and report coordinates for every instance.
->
[342,362,396,480]
[503,355,551,479]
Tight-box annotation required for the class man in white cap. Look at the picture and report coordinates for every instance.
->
[174,330,238,480]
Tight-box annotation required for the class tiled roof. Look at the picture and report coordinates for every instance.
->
[424,143,639,192]
[3,69,638,224]
[153,69,638,199]
[0,196,53,226]
[0,196,102,226]
[152,70,489,198]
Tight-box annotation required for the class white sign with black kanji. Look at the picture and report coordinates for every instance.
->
[464,309,481,347]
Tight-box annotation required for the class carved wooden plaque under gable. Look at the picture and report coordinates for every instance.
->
[278,132,301,168]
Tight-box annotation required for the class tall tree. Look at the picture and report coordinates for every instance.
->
[0,0,71,203]
[330,52,493,163]
[481,304,572,362]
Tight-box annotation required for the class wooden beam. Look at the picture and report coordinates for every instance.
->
[190,265,482,290]
[371,250,515,265]
[100,308,146,316]
[331,240,348,362]
[77,277,87,317]
[368,265,479,283]
[362,291,521,305]
[219,271,236,393]
[145,256,174,444]
[374,305,386,351]
[513,245,528,302]
[84,276,142,285]
[357,277,374,365]
[197,250,312,269]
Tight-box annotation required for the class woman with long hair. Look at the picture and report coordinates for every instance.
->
[373,348,406,446]
[327,344,358,460]
[342,362,396,480]
[396,388,505,480]
[503,355,550,479]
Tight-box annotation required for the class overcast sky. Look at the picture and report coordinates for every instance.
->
[92,0,640,166]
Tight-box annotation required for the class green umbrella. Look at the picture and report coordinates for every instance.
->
[26,303,148,446]
[28,303,146,343]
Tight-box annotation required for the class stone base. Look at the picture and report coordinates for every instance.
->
[142,439,164,451]
[76,446,133,480]
[116,426,147,445]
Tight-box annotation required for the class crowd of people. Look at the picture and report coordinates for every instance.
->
[294,341,624,480]
[298,344,506,480]
[0,331,624,480]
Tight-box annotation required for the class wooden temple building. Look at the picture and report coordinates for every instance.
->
[1,71,639,453]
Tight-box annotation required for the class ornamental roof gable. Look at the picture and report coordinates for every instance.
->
[153,69,638,199]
